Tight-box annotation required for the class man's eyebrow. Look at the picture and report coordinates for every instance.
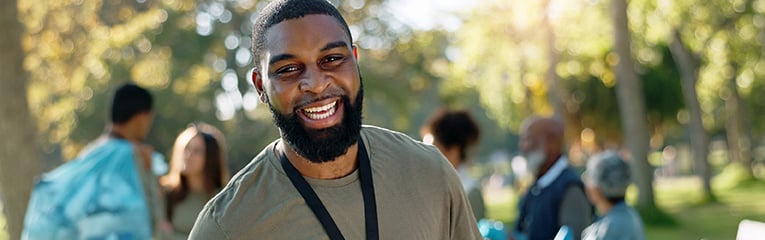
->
[321,41,350,52]
[268,53,296,66]
[268,41,348,66]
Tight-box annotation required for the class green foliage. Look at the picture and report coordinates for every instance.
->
[746,75,765,133]
[19,0,482,172]
[713,163,756,189]
[565,75,622,141]
[447,0,689,149]
[640,45,685,127]
[644,0,765,134]
[445,0,558,130]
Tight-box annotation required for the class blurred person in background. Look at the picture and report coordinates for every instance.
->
[421,108,486,221]
[513,116,593,240]
[581,151,645,240]
[23,83,163,239]
[158,123,230,239]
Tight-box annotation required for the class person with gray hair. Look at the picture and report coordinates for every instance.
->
[581,151,645,240]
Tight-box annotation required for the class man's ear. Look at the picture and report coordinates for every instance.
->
[352,44,358,61]
[251,67,267,103]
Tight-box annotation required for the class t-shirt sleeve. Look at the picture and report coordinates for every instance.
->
[188,204,229,240]
[559,184,593,240]
[441,159,483,240]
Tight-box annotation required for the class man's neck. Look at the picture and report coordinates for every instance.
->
[278,140,359,180]
[537,153,563,178]
[597,201,614,215]
[109,124,139,142]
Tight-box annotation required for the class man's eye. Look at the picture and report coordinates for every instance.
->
[326,56,343,62]
[276,65,299,74]
[321,56,344,68]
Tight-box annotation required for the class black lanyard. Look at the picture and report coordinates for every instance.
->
[279,140,378,240]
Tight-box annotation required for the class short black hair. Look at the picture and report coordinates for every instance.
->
[110,83,153,124]
[251,0,352,71]
[423,108,481,162]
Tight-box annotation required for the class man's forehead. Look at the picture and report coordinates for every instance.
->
[262,14,350,50]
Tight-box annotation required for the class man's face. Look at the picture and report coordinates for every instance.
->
[518,126,542,155]
[254,14,363,163]
[138,111,155,141]
[519,125,547,176]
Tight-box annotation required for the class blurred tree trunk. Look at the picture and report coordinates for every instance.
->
[542,0,565,121]
[669,29,715,201]
[0,0,41,238]
[724,67,754,178]
[609,0,657,209]
[521,62,534,116]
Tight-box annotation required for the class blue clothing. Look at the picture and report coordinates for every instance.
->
[582,202,645,240]
[478,219,508,240]
[22,138,152,240]
[515,165,588,240]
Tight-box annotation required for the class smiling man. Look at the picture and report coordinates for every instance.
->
[188,0,482,239]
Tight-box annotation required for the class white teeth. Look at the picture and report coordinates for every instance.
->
[304,105,336,120]
[302,101,337,120]
[302,101,336,113]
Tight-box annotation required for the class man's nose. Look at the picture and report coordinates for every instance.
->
[299,66,330,93]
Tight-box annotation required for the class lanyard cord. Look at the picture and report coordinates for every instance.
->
[279,140,378,240]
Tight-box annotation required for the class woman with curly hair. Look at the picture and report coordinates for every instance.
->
[421,108,486,221]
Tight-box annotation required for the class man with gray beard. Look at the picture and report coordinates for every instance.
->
[513,117,593,240]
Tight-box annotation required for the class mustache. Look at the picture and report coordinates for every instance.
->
[293,94,342,112]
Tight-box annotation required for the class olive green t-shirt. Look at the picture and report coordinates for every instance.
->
[169,192,209,239]
[189,125,482,239]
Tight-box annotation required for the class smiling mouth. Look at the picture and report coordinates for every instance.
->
[300,100,338,120]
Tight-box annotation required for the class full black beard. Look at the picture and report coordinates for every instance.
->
[269,88,364,163]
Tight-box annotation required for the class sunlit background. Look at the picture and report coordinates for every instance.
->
[2,0,765,239]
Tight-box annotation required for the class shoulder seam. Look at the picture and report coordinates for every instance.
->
[212,204,232,239]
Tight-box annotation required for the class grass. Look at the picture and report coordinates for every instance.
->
[485,176,765,239]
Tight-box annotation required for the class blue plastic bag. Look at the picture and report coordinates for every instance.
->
[22,138,151,240]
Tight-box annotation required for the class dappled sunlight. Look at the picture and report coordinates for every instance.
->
[131,48,172,88]
[3,0,765,238]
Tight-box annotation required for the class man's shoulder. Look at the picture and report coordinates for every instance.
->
[195,140,283,224]
[360,125,441,157]
[359,125,453,182]
[211,140,280,202]
[559,166,584,186]
[360,125,413,141]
